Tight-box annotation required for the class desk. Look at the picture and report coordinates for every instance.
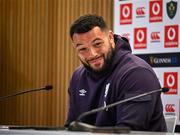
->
[0,129,180,135]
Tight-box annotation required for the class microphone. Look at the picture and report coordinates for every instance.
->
[68,87,169,133]
[0,85,53,101]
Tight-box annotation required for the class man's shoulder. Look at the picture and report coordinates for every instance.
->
[114,53,156,83]
[73,65,85,75]
[121,53,153,71]
[70,65,86,81]
[68,65,86,90]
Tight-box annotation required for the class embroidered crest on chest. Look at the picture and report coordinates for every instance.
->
[104,83,110,98]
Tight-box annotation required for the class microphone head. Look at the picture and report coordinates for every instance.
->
[45,85,53,90]
[162,87,169,93]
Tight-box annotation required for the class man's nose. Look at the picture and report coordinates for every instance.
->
[89,47,98,56]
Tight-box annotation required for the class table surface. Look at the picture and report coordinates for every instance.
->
[0,128,180,135]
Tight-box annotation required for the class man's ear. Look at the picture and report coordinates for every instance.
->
[108,31,114,43]
[109,31,114,45]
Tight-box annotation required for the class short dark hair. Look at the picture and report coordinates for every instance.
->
[70,14,108,39]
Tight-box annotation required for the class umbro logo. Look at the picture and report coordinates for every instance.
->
[79,89,87,96]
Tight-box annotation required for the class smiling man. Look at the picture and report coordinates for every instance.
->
[73,26,115,73]
[65,14,167,132]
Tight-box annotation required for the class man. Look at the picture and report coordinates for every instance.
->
[65,14,167,132]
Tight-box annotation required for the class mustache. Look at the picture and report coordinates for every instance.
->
[86,55,103,62]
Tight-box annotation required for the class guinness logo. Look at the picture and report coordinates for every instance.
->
[166,0,177,19]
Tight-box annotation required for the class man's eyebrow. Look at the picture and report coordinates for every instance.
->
[91,38,103,43]
[74,38,103,48]
[75,43,83,48]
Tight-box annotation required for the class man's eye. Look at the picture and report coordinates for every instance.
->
[94,42,102,47]
[78,48,88,52]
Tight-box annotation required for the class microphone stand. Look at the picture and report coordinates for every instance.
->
[0,85,55,130]
[77,87,168,121]
[0,85,53,101]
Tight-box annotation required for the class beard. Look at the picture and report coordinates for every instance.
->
[80,44,115,75]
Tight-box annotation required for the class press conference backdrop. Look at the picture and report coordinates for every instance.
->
[114,0,180,126]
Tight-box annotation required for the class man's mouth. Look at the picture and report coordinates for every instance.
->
[88,56,103,65]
